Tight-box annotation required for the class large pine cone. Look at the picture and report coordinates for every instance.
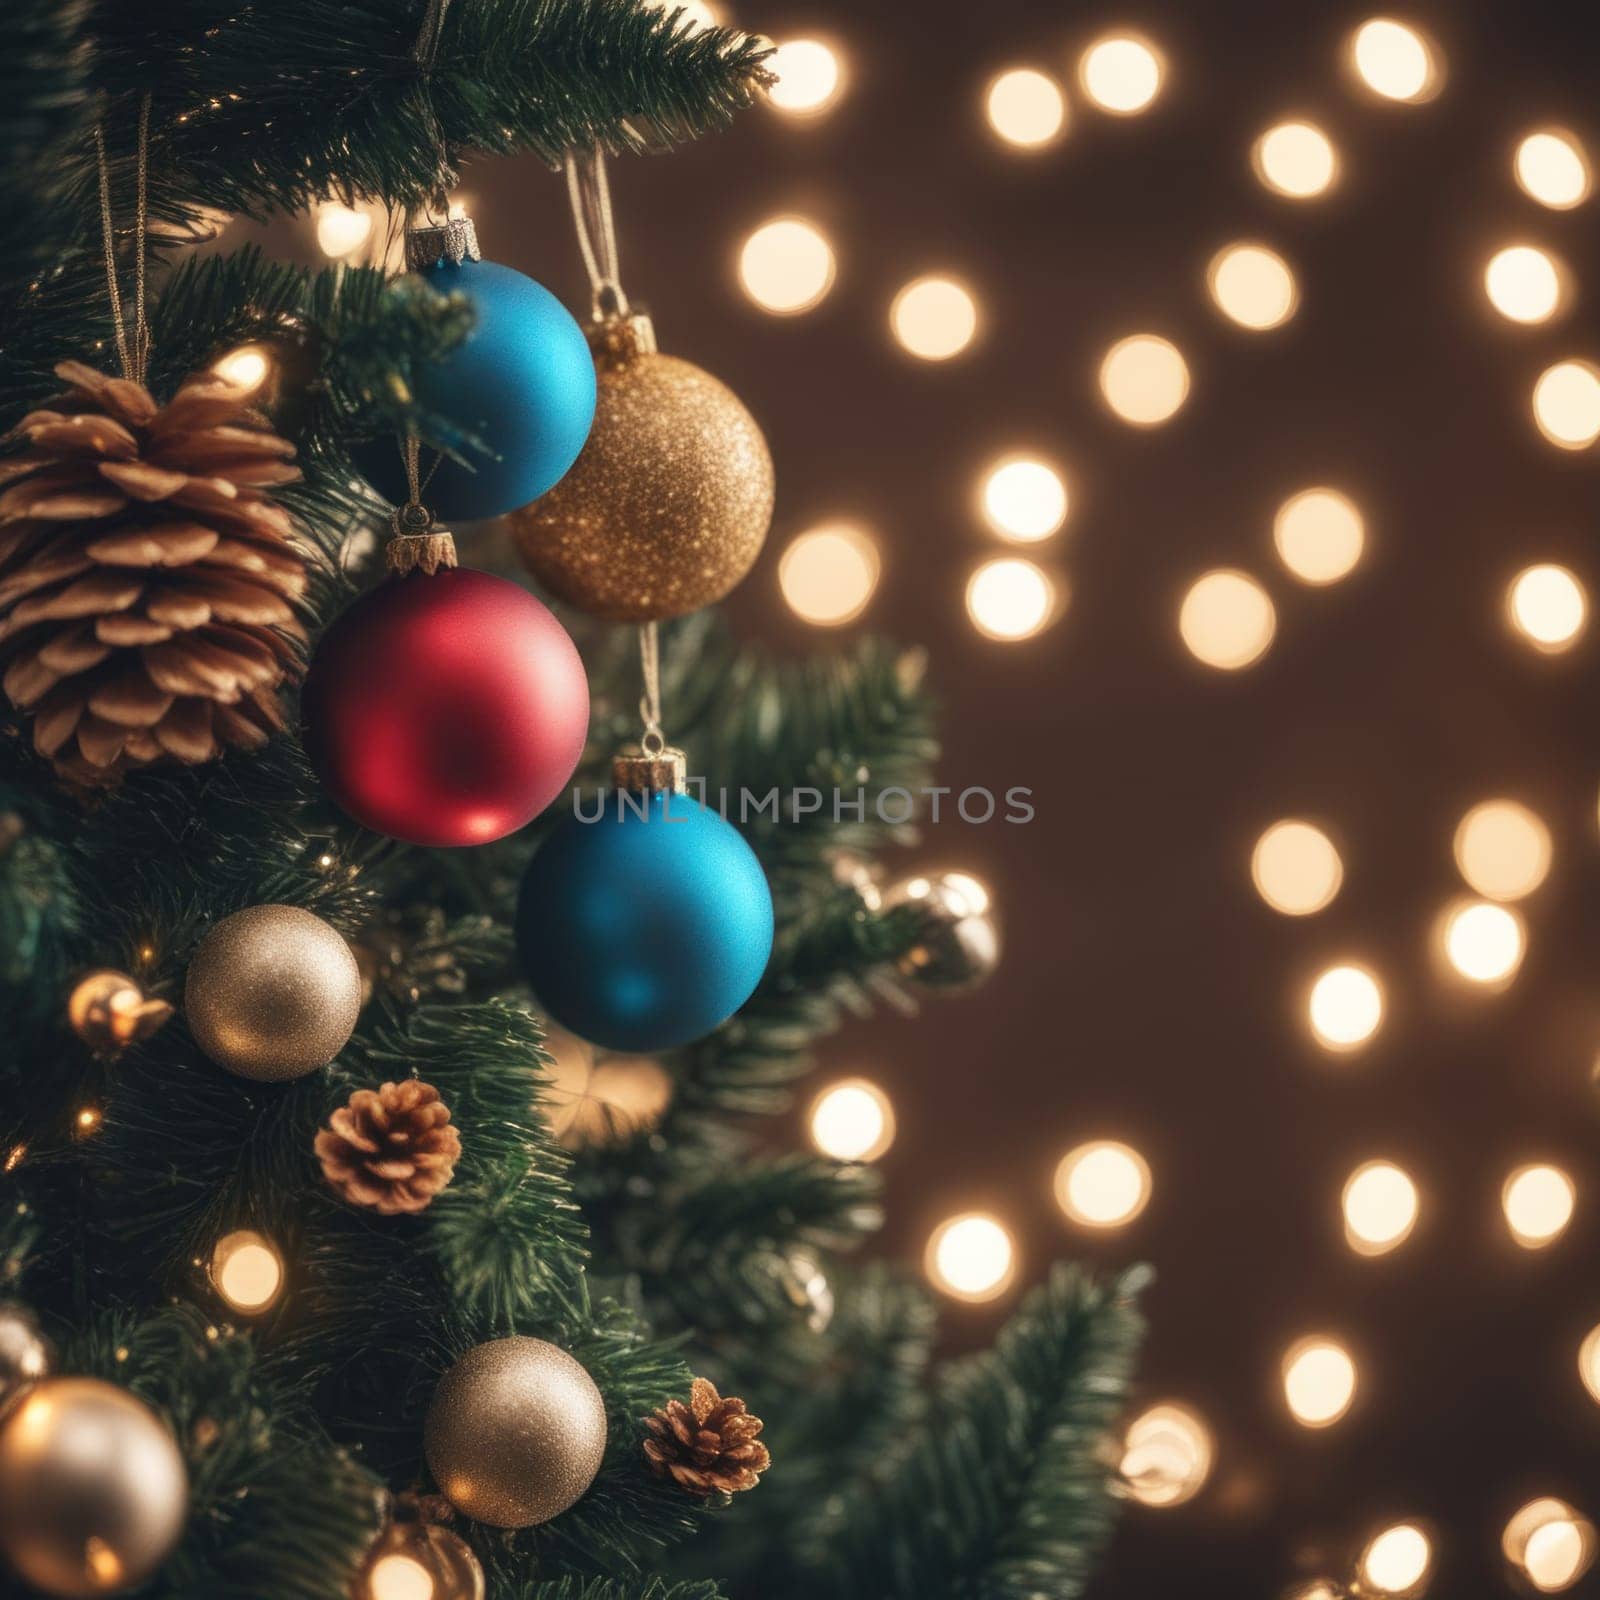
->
[0,360,308,786]
[643,1377,770,1496]
[315,1079,462,1215]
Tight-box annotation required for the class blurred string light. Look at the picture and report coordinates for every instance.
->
[1253,121,1339,198]
[966,557,1058,641]
[1580,1323,1600,1404]
[1349,18,1442,104]
[1099,334,1190,425]
[1440,899,1525,985]
[1078,34,1164,115]
[1343,1160,1419,1255]
[1516,130,1592,208]
[985,68,1068,149]
[1273,488,1365,584]
[764,38,844,116]
[738,217,836,314]
[1484,245,1565,324]
[979,457,1069,542]
[1360,1522,1434,1593]
[1532,361,1600,449]
[314,200,374,259]
[1281,1336,1358,1427]
[366,1553,435,1600]
[1053,1141,1152,1228]
[890,275,980,360]
[1178,570,1275,670]
[1119,1403,1213,1508]
[1453,800,1551,900]
[1308,963,1384,1052]
[212,343,271,394]
[1507,564,1587,650]
[925,1212,1016,1302]
[1497,1164,1574,1248]
[779,523,880,625]
[1206,243,1299,330]
[1503,1163,1575,1248]
[640,0,721,30]
[1504,1499,1597,1592]
[209,1229,285,1316]
[808,1078,896,1162]
[1251,820,1343,916]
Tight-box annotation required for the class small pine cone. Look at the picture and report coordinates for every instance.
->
[315,1079,462,1215]
[643,1378,770,1496]
[0,360,308,786]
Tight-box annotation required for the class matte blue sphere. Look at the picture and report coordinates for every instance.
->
[516,791,774,1053]
[357,257,596,521]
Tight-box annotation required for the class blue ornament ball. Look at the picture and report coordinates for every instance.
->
[358,256,596,521]
[516,790,774,1053]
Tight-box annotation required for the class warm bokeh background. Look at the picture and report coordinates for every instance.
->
[249,1,1600,1592]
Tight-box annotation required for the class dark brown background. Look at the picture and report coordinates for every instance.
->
[258,0,1600,1591]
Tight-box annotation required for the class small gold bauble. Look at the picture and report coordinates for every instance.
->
[0,1302,54,1412]
[0,1377,188,1597]
[882,872,1001,993]
[354,1520,484,1600]
[542,1025,673,1150]
[424,1337,607,1528]
[508,316,774,623]
[67,971,173,1056]
[184,904,361,1082]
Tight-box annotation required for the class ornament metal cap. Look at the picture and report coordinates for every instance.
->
[387,502,459,576]
[405,216,482,271]
[612,744,686,794]
[588,310,659,365]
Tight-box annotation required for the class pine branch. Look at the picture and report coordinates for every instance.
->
[514,1580,728,1600]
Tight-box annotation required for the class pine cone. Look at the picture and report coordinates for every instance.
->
[0,360,308,786]
[315,1079,462,1215]
[643,1378,770,1496]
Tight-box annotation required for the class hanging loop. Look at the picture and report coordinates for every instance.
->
[564,148,629,321]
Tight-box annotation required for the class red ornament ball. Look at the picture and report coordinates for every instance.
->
[303,568,588,847]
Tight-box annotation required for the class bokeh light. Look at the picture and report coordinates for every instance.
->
[1079,35,1164,115]
[212,344,271,394]
[738,217,836,314]
[1360,1523,1434,1593]
[1503,1163,1576,1248]
[809,1078,896,1163]
[1485,245,1565,324]
[1120,1403,1213,1508]
[1207,243,1299,330]
[1508,564,1588,650]
[985,68,1068,148]
[1350,18,1441,103]
[1251,820,1343,916]
[640,0,720,30]
[1253,121,1339,198]
[315,201,374,259]
[966,558,1058,641]
[779,523,881,625]
[891,275,980,360]
[766,38,844,116]
[210,1229,285,1315]
[1308,964,1384,1052]
[1453,800,1551,900]
[1282,1336,1358,1427]
[1273,488,1365,584]
[1516,130,1592,209]
[366,1554,435,1600]
[1178,570,1276,670]
[1099,334,1190,425]
[980,457,1069,542]
[1054,1141,1152,1228]
[1441,899,1526,985]
[925,1213,1017,1302]
[1504,1499,1596,1592]
[1343,1160,1419,1255]
[1532,362,1600,449]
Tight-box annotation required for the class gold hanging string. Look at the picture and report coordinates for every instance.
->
[411,0,456,219]
[92,93,152,385]
[563,147,629,321]
[637,621,665,756]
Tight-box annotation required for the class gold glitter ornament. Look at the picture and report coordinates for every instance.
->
[424,1336,607,1528]
[508,314,774,623]
[0,1378,188,1597]
[184,904,361,1082]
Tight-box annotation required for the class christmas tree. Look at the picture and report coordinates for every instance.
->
[0,4,1146,1598]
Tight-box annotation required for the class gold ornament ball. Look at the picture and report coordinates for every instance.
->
[185,904,361,1082]
[0,1378,188,1597]
[67,971,173,1056]
[356,1520,484,1600]
[509,315,774,623]
[0,1302,54,1410]
[424,1337,607,1528]
[883,872,1001,993]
